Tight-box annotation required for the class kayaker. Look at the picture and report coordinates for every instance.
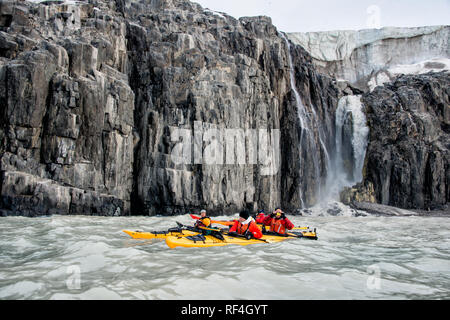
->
[228,210,263,240]
[193,209,220,236]
[255,209,267,224]
[262,208,294,235]
[194,209,212,228]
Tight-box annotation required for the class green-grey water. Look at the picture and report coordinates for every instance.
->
[0,214,449,299]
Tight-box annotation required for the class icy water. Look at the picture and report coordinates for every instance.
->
[0,214,449,300]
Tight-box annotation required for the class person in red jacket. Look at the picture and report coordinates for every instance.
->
[255,209,267,224]
[229,210,263,239]
[263,208,294,235]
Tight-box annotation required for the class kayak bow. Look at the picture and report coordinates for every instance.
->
[123,229,197,240]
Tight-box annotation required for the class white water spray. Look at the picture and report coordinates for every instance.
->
[325,95,369,201]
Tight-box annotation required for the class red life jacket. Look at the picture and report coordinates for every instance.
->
[236,221,251,235]
[270,218,286,235]
[255,213,266,224]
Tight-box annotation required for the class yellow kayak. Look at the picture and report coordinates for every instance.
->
[165,229,318,249]
[291,230,317,239]
[124,222,318,243]
[165,234,285,249]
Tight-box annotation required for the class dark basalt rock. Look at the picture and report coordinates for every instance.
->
[0,0,134,216]
[354,72,450,210]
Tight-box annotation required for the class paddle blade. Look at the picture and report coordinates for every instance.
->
[211,220,235,226]
[176,221,184,228]
[189,214,234,227]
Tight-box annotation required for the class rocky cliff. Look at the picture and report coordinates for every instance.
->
[0,0,343,216]
[0,0,448,216]
[0,0,135,216]
[289,26,450,212]
[355,72,449,210]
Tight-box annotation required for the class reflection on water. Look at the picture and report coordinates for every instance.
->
[0,214,449,300]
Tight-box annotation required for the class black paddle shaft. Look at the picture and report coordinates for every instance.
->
[227,232,269,243]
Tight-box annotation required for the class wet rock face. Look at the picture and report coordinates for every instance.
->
[0,0,134,216]
[125,3,284,215]
[282,43,341,209]
[0,0,341,216]
[360,72,450,210]
[123,0,340,214]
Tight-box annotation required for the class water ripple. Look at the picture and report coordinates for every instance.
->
[0,215,449,299]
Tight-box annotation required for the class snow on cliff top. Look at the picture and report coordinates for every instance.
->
[288,26,449,62]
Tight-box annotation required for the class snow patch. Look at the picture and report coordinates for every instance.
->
[287,26,447,62]
[287,26,449,90]
[388,57,450,75]
[368,58,450,91]
[203,8,227,20]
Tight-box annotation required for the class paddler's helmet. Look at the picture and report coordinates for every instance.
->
[239,210,250,220]
[274,208,283,218]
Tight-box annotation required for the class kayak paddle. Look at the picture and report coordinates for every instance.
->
[177,222,270,243]
[226,232,273,244]
[176,222,226,241]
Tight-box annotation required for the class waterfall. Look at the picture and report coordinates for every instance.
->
[324,95,369,200]
[280,32,330,208]
[280,33,369,209]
